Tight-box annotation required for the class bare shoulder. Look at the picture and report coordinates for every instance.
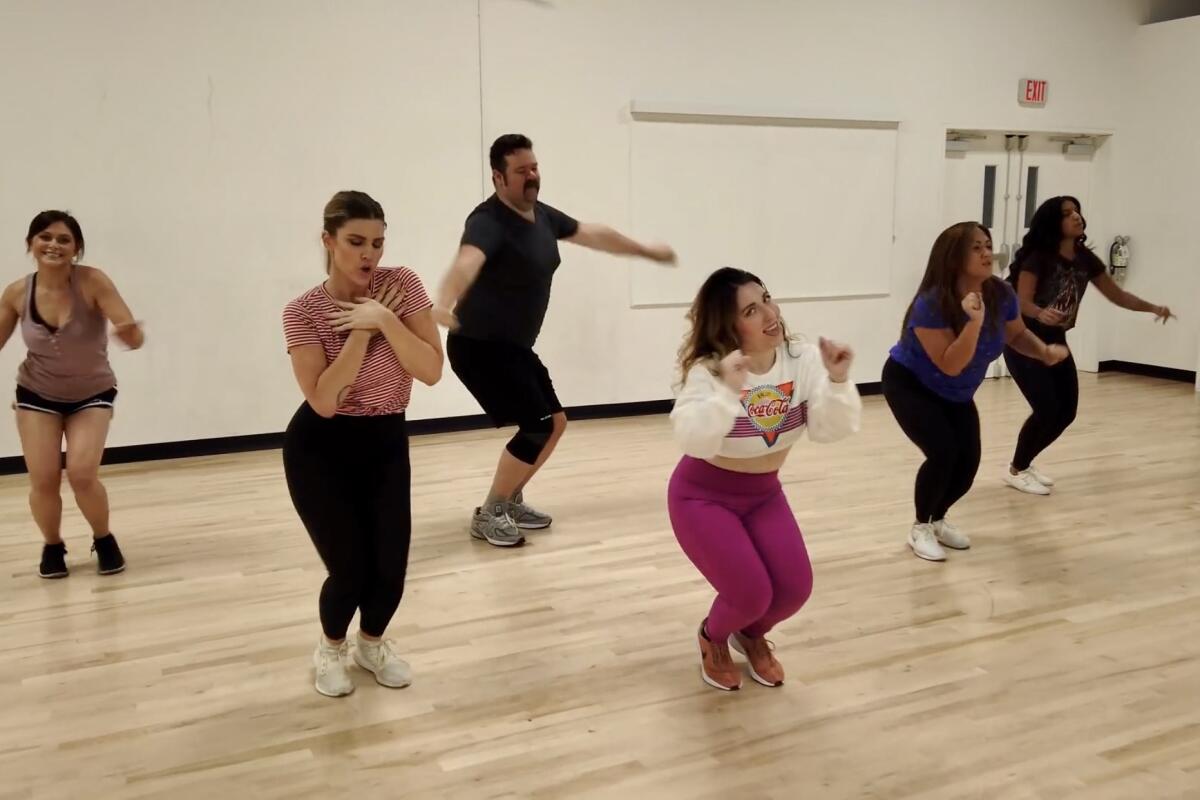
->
[1,277,27,312]
[2,273,29,302]
[75,265,115,287]
[2,276,26,297]
[75,266,121,306]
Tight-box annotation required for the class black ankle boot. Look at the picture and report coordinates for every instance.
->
[39,542,68,579]
[92,534,125,575]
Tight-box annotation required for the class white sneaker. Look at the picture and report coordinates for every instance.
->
[932,518,970,550]
[1004,469,1051,495]
[354,635,412,688]
[1026,464,1055,487]
[908,523,946,562]
[312,638,354,698]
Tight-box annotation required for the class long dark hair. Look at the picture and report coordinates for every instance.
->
[900,222,1006,339]
[677,267,798,381]
[1008,195,1103,279]
[26,210,85,259]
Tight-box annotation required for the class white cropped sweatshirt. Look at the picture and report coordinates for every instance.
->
[670,341,862,459]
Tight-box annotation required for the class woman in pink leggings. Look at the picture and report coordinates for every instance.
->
[669,267,861,691]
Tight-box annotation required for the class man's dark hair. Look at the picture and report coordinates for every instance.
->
[489,133,533,174]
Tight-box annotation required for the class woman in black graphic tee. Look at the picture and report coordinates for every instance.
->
[1002,196,1173,495]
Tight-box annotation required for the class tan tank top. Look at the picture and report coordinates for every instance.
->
[16,269,115,402]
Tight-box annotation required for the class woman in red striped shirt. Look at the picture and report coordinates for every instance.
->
[282,191,442,698]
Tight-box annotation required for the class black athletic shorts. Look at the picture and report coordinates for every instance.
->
[447,334,562,427]
[15,385,118,416]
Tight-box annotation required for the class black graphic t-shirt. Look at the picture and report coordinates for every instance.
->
[1009,250,1105,333]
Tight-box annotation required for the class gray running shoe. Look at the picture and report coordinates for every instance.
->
[470,503,525,547]
[507,497,552,530]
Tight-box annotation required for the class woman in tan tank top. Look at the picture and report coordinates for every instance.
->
[0,211,144,579]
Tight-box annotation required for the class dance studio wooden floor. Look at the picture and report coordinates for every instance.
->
[1,373,1197,799]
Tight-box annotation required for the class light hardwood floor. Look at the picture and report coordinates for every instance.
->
[0,373,1197,800]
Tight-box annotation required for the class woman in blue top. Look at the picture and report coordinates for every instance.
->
[882,222,1068,562]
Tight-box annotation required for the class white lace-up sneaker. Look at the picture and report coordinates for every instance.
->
[354,635,413,688]
[932,518,970,550]
[1026,464,1055,487]
[312,638,354,698]
[1004,469,1051,495]
[908,522,946,561]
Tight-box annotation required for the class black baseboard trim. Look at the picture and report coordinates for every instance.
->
[1097,360,1197,384]
[0,383,881,476]
[0,432,288,475]
[0,398,675,475]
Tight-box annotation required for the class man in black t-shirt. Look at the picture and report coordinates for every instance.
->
[434,133,676,548]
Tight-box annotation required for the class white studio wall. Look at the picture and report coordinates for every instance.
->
[476,0,1142,411]
[0,0,483,458]
[1102,15,1200,377]
[0,0,1169,458]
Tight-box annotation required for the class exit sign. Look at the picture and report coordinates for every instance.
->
[1020,78,1047,107]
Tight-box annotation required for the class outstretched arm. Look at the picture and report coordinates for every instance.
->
[1092,272,1173,322]
[566,223,675,263]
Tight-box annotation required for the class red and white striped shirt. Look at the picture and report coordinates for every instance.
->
[282,267,431,416]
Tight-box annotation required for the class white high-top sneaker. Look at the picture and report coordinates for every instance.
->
[908,522,946,562]
[313,638,354,698]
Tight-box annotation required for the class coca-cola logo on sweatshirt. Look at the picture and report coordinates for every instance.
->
[740,382,794,445]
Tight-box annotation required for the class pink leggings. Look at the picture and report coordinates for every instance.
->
[667,457,814,641]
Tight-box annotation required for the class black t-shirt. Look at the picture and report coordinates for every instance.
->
[1008,249,1105,334]
[453,194,579,348]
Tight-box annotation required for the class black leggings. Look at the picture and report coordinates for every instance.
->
[1003,327,1078,471]
[882,358,981,523]
[282,404,412,641]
